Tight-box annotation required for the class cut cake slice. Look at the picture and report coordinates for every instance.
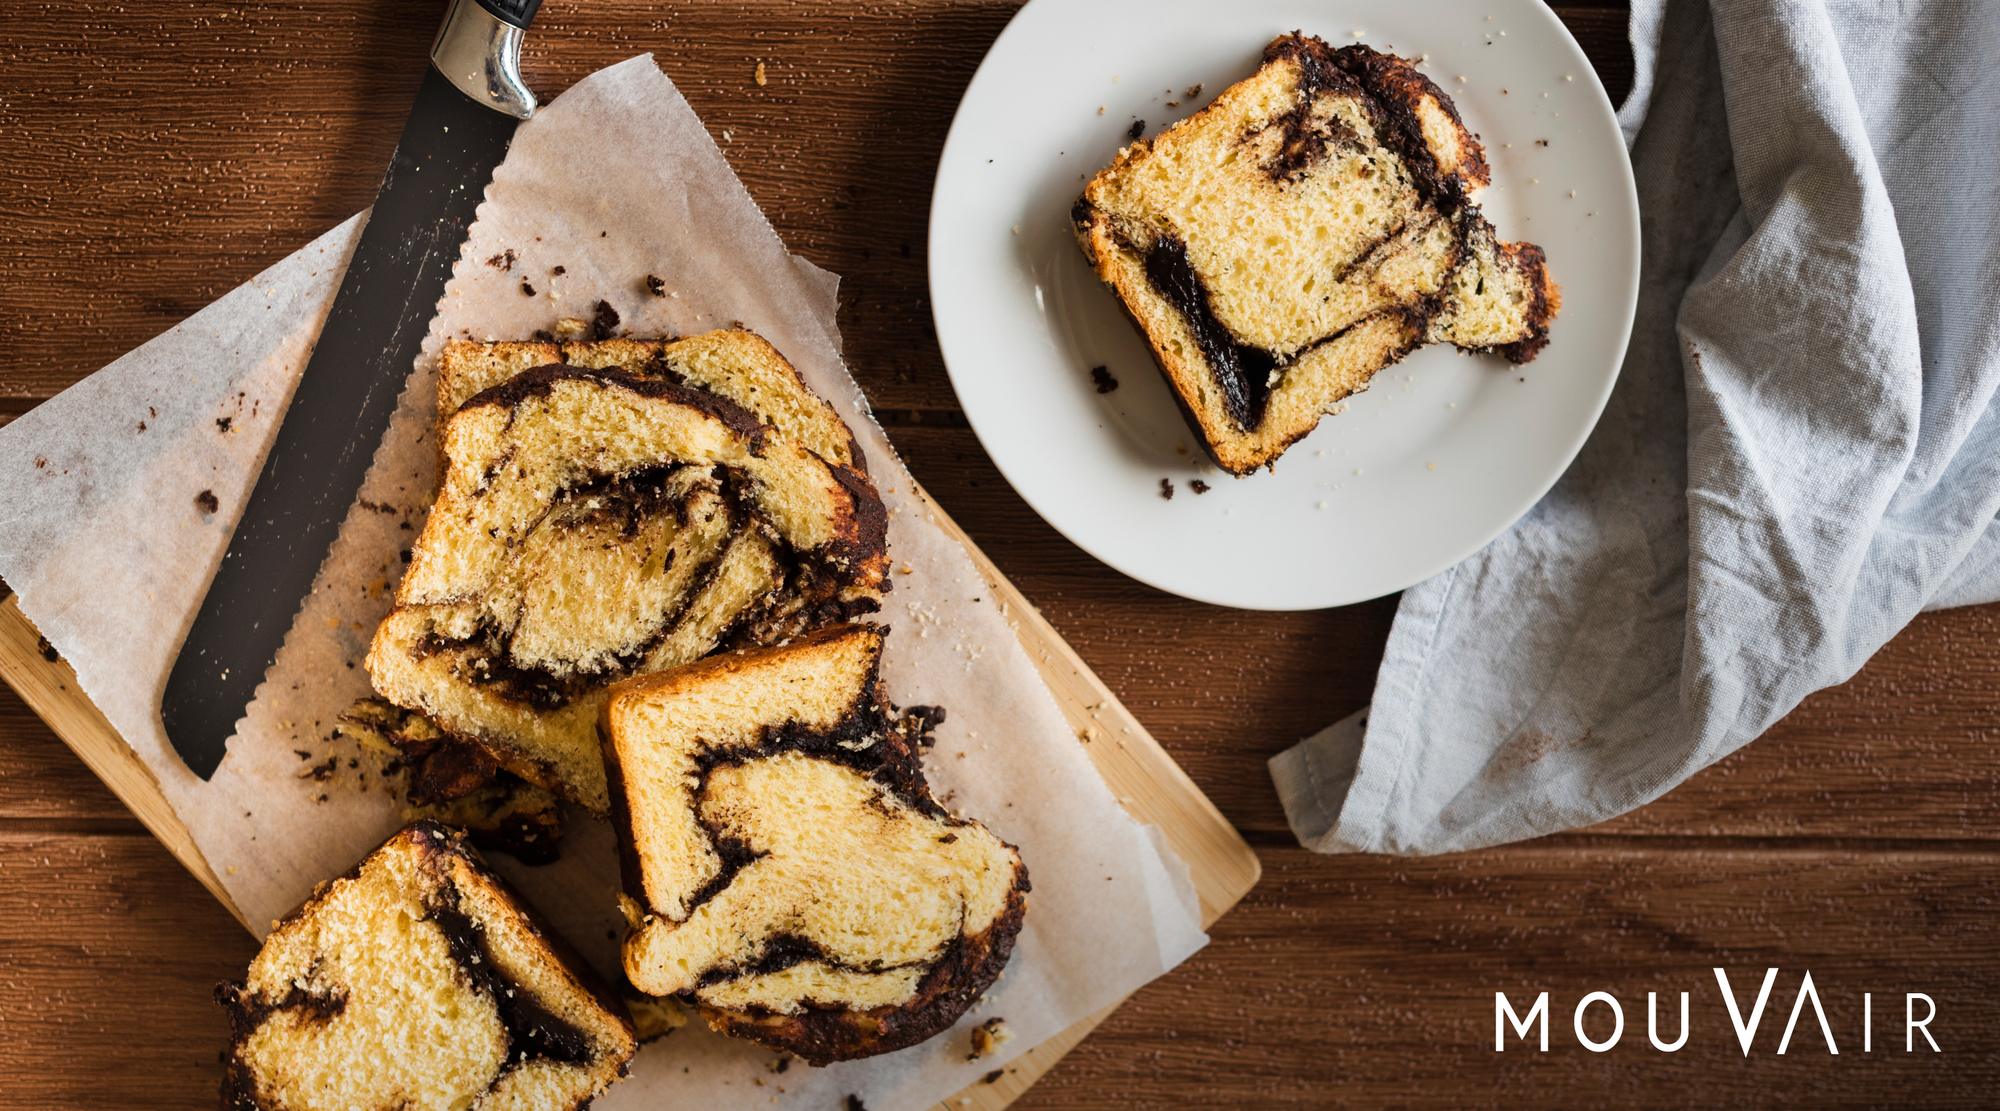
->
[1073,34,1559,474]
[366,363,888,816]
[216,821,636,1110]
[604,623,1029,1066]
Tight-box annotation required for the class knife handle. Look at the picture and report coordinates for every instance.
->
[432,0,542,119]
[472,0,544,28]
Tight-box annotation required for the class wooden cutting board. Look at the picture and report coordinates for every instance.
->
[0,481,1261,1111]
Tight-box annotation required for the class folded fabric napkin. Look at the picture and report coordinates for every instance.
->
[1273,0,2000,854]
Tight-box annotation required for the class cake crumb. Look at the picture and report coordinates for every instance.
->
[195,489,220,514]
[1089,365,1118,393]
[754,62,768,86]
[1535,139,1549,146]
[845,1097,867,1111]
[592,300,622,340]
[520,280,536,296]
[983,1069,1005,1084]
[485,249,516,271]
[1166,100,1180,108]
[1190,479,1210,494]
[1098,105,1105,114]
[216,416,234,433]
[553,317,589,341]
[1128,119,1145,140]
[645,274,667,297]
[1158,478,1174,500]
[1185,82,1204,98]
[967,1018,1013,1060]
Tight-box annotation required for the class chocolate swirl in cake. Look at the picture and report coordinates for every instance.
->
[367,346,888,819]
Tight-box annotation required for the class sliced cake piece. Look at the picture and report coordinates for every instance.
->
[1073,35,1559,474]
[604,623,1029,1066]
[366,365,889,816]
[217,821,636,1111]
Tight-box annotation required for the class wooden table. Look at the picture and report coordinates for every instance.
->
[3,3,1994,1106]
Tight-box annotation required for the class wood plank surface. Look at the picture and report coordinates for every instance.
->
[6,2,1997,1108]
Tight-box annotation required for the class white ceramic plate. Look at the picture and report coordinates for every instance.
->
[928,0,1639,611]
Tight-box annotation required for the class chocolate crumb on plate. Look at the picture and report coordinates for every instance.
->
[486,249,517,271]
[521,280,537,296]
[195,489,220,514]
[1159,478,1174,500]
[1127,119,1145,140]
[1190,479,1210,494]
[645,274,667,297]
[1089,365,1118,393]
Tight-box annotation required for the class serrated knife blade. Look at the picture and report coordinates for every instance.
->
[160,0,546,778]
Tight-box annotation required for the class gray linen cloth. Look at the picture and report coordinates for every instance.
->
[1271,0,2000,854]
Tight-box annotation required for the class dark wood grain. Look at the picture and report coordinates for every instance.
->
[1034,846,2000,1108]
[8,3,1998,1109]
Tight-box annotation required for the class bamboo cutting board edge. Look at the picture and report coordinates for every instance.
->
[0,486,1260,1109]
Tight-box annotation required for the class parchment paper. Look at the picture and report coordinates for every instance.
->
[0,56,1205,1110]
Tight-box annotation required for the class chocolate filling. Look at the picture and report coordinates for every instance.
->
[429,893,595,1067]
[413,467,767,709]
[1142,235,1282,431]
[217,980,350,1109]
[693,932,896,990]
[1254,37,1362,184]
[665,659,974,969]
[415,446,884,715]
[458,363,769,450]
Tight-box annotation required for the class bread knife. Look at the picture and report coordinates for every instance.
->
[160,0,544,779]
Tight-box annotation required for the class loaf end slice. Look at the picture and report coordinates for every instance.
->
[217,821,635,1111]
